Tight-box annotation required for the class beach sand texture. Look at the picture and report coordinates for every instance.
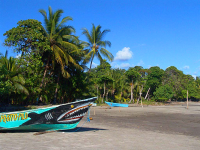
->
[1,102,200,150]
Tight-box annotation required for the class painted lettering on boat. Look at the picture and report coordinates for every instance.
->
[0,113,28,123]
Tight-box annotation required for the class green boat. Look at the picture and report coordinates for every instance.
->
[0,97,96,131]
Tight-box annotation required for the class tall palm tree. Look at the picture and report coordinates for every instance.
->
[82,24,114,72]
[39,7,82,103]
[39,6,81,78]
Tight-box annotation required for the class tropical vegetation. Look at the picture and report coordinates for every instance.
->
[1,6,200,106]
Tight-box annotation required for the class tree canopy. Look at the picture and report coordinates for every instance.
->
[1,6,200,106]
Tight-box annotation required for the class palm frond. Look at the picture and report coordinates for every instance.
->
[97,52,103,63]
[39,9,48,29]
[13,82,29,95]
[82,28,93,44]
[53,9,63,26]
[82,48,92,64]
[50,19,56,38]
[53,45,65,67]
[57,16,73,30]
[97,40,111,47]
[99,29,110,41]
[100,48,114,61]
[48,6,53,22]
[60,41,78,52]
[62,35,79,43]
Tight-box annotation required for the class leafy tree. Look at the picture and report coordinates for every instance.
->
[16,53,44,104]
[82,24,113,72]
[163,66,184,99]
[0,52,29,104]
[181,75,198,100]
[3,19,49,55]
[153,84,174,102]
[3,19,50,103]
[146,66,164,96]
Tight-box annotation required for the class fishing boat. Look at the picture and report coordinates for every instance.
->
[0,97,96,131]
[105,101,128,107]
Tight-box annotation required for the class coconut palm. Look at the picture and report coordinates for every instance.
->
[39,6,82,79]
[39,7,82,103]
[82,24,113,72]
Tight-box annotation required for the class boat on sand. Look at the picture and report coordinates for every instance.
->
[105,101,128,107]
[0,97,96,131]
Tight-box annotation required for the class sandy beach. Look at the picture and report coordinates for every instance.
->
[1,102,200,150]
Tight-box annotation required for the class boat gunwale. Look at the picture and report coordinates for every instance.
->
[0,97,97,115]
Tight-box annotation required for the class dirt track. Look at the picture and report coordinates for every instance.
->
[1,102,200,149]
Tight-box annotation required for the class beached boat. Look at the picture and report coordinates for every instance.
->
[105,101,128,107]
[0,97,96,131]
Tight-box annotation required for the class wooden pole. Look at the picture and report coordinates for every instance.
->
[187,90,189,109]
[141,93,143,108]
[140,86,143,108]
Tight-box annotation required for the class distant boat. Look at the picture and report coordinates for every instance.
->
[0,97,96,131]
[105,101,128,107]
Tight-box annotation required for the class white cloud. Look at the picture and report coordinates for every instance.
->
[183,66,190,70]
[137,60,144,66]
[114,47,133,61]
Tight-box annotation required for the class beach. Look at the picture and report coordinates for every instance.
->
[1,102,200,150]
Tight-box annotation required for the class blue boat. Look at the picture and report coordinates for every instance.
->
[105,101,128,107]
[0,97,96,131]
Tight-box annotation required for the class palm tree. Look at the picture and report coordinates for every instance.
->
[0,52,29,103]
[82,24,114,72]
[39,6,81,78]
[125,68,141,103]
[39,6,82,103]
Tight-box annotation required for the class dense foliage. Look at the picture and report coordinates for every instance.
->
[1,7,200,105]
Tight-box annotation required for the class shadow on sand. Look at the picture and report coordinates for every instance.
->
[0,127,107,134]
[60,127,107,132]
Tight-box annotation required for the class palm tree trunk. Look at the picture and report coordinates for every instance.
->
[130,80,134,103]
[53,73,60,104]
[145,88,150,100]
[89,55,94,73]
[40,56,50,89]
[97,86,98,100]
[102,82,106,103]
[36,56,50,104]
[106,90,109,101]
[137,85,143,106]
[112,89,115,100]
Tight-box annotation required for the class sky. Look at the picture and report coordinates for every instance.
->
[0,0,200,78]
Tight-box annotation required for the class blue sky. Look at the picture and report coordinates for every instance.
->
[0,0,200,77]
